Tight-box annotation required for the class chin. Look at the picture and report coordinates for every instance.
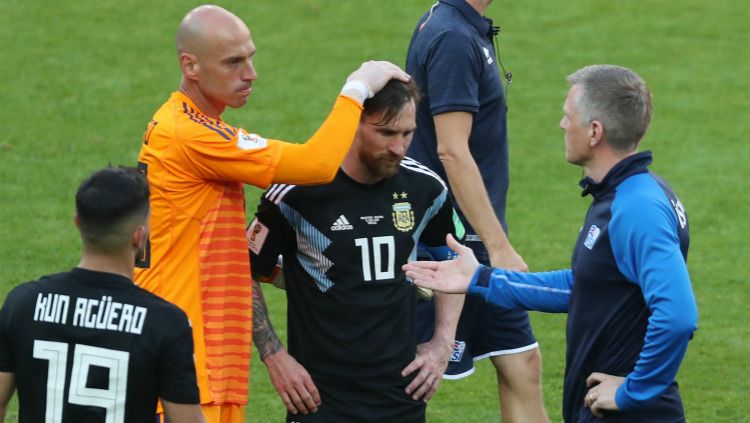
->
[381,165,399,179]
[231,99,249,109]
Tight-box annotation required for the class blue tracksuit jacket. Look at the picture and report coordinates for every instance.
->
[468,152,698,422]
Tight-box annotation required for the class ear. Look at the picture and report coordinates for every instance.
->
[132,225,147,250]
[180,52,199,80]
[589,120,605,148]
[74,214,81,229]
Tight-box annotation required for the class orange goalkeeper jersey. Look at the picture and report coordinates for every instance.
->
[135,90,360,405]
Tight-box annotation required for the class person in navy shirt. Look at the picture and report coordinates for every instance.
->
[406,1,547,421]
[404,65,698,422]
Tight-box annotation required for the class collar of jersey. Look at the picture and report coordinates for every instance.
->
[440,0,492,39]
[579,151,653,198]
[71,267,135,287]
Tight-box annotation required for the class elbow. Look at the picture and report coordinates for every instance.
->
[294,160,339,186]
[436,143,466,166]
[312,163,338,184]
[677,306,699,339]
[676,296,699,336]
[661,303,698,340]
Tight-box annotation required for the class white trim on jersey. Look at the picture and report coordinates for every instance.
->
[400,156,447,190]
[266,184,296,204]
[265,184,286,202]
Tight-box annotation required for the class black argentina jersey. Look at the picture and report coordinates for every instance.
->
[249,157,457,420]
[0,268,199,423]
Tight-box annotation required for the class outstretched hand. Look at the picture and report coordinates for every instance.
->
[402,234,479,294]
[347,60,410,97]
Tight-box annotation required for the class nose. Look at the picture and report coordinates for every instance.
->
[389,137,407,156]
[243,60,257,82]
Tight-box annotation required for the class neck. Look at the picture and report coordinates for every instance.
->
[341,152,382,185]
[583,149,637,183]
[77,249,135,281]
[179,78,224,119]
[465,0,490,15]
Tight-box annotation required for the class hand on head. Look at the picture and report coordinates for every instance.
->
[402,234,479,294]
[347,61,410,99]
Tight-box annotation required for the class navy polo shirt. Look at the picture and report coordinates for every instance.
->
[406,0,510,236]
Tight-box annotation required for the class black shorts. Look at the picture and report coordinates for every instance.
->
[416,240,538,378]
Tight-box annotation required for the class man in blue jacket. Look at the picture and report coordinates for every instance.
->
[403,64,698,422]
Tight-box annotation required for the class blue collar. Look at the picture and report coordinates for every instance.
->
[440,0,493,40]
[579,151,653,198]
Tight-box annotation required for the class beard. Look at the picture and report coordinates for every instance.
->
[362,153,403,180]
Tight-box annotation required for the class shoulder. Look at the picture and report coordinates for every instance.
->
[262,183,301,206]
[3,281,38,309]
[614,173,674,212]
[4,272,66,302]
[0,273,66,319]
[125,284,191,324]
[399,157,448,190]
[153,93,240,145]
[415,13,478,55]
[611,172,680,233]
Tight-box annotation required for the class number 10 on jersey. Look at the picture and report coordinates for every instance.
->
[354,236,395,282]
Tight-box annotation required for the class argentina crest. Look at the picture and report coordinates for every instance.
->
[392,196,415,232]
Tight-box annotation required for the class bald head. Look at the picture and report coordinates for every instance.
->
[176,5,249,57]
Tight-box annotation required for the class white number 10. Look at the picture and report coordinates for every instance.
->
[33,340,130,423]
[354,236,395,281]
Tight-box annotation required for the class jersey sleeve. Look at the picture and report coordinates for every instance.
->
[271,96,363,185]
[248,190,289,280]
[178,95,362,188]
[468,266,573,313]
[425,31,482,115]
[609,180,698,410]
[175,124,283,189]
[158,308,200,404]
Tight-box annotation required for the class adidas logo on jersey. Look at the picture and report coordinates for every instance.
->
[331,215,353,231]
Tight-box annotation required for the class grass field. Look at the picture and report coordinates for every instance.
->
[1,0,748,421]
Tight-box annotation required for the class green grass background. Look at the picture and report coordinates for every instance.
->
[1,0,748,421]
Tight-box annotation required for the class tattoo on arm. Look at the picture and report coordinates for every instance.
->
[252,280,283,359]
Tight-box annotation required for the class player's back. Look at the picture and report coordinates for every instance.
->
[0,268,197,423]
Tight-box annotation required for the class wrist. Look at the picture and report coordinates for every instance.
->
[341,79,372,104]
[431,332,455,351]
[261,345,285,363]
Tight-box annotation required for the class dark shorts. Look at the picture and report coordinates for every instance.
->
[416,240,538,378]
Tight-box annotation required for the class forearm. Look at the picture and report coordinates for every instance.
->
[434,112,512,255]
[162,401,206,423]
[272,95,363,185]
[0,372,14,422]
[468,266,572,312]
[616,258,698,409]
[442,157,510,251]
[431,292,465,348]
[252,280,283,359]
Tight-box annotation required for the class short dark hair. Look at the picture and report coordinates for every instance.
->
[363,79,420,125]
[76,167,149,253]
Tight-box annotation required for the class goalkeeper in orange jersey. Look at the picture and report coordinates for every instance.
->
[135,5,409,423]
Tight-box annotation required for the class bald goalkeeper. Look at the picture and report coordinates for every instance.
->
[134,5,409,422]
